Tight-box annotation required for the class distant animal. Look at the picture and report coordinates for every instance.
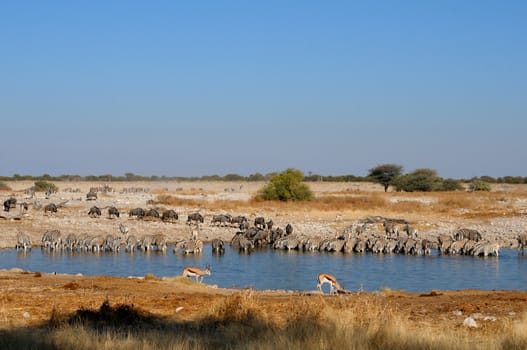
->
[266,219,274,231]
[454,228,482,242]
[161,209,178,222]
[86,191,97,201]
[285,224,294,235]
[15,232,32,251]
[108,206,120,219]
[129,207,145,218]
[119,223,129,235]
[317,273,344,295]
[144,208,160,220]
[187,212,204,224]
[88,206,102,218]
[518,233,527,255]
[3,197,17,212]
[212,214,231,227]
[182,265,211,283]
[254,217,266,229]
[211,238,225,254]
[44,203,58,214]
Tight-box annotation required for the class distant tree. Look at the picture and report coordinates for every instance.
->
[223,173,245,181]
[440,178,464,191]
[393,168,443,192]
[257,168,313,201]
[368,164,403,192]
[33,181,58,193]
[247,173,265,181]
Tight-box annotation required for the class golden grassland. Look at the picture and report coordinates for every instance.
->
[154,188,527,222]
[1,289,526,350]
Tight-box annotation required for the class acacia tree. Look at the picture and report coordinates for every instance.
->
[257,168,313,201]
[368,164,403,192]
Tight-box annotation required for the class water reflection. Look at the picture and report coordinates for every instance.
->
[1,246,526,292]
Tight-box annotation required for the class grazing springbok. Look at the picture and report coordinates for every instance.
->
[182,265,211,282]
[317,273,344,295]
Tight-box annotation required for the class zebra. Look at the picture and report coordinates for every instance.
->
[181,239,203,254]
[41,230,62,250]
[16,232,32,251]
[151,234,168,251]
[211,238,225,254]
[383,221,399,239]
[454,228,482,242]
[517,233,527,255]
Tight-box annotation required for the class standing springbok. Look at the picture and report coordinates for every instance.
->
[182,265,211,283]
[317,273,344,295]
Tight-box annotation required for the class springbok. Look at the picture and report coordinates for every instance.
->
[182,265,211,283]
[317,273,344,295]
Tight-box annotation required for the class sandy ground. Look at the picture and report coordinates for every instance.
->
[1,180,526,249]
[0,269,526,333]
[1,181,527,333]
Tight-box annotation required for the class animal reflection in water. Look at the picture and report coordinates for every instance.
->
[182,265,211,283]
[317,273,345,295]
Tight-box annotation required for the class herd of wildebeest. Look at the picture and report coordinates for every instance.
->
[4,194,527,258]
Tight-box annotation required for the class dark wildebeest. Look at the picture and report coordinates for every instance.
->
[454,228,482,242]
[88,206,102,218]
[266,219,274,231]
[230,215,248,226]
[144,208,160,220]
[3,197,17,212]
[44,203,58,214]
[161,209,178,222]
[212,214,231,227]
[129,207,145,219]
[285,223,294,235]
[187,212,204,224]
[86,191,97,201]
[254,217,266,229]
[108,206,120,219]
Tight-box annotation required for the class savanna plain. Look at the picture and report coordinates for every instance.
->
[1,180,527,349]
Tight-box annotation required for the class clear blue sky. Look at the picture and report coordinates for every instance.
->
[2,1,526,178]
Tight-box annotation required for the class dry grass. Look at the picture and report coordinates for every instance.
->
[155,189,526,221]
[1,294,525,350]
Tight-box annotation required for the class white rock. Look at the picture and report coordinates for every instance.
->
[453,310,463,316]
[463,317,478,328]
[23,312,30,319]
[175,307,184,313]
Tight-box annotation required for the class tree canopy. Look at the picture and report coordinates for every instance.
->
[368,164,403,192]
[256,168,313,201]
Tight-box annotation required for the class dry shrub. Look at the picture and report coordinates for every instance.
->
[143,273,159,281]
[62,282,79,290]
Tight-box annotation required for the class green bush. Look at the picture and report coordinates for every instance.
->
[256,168,313,201]
[393,168,443,192]
[440,178,465,191]
[471,181,491,192]
[33,181,58,193]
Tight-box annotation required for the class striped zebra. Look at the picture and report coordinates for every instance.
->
[517,233,527,255]
[454,228,482,242]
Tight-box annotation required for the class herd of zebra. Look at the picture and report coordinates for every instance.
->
[16,228,169,253]
[224,216,506,257]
